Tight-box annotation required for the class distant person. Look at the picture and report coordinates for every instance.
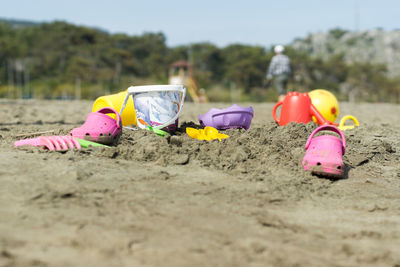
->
[266,45,291,101]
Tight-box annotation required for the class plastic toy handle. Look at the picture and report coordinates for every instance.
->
[76,138,107,148]
[310,104,331,125]
[305,125,346,154]
[14,137,40,147]
[339,115,359,129]
[14,137,55,150]
[97,107,122,128]
[152,87,187,130]
[147,126,169,137]
[119,92,130,121]
[272,101,282,124]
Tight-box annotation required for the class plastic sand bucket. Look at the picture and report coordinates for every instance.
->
[92,91,136,126]
[120,85,186,132]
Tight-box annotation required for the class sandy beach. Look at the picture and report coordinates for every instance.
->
[1,99,400,266]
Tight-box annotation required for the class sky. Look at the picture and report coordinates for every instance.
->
[1,0,399,47]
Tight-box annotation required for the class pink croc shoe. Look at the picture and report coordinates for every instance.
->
[71,107,122,145]
[302,125,346,178]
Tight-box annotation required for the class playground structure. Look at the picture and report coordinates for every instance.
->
[168,60,208,103]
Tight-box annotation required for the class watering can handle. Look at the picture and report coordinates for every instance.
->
[272,101,282,124]
[305,125,346,154]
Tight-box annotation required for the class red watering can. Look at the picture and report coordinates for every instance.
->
[272,92,332,126]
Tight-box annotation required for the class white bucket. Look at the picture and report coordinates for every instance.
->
[120,85,186,131]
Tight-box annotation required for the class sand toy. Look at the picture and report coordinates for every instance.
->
[14,136,108,151]
[339,115,359,131]
[198,104,254,130]
[76,138,109,148]
[302,125,346,178]
[308,89,340,123]
[120,85,186,133]
[14,136,82,151]
[93,91,136,126]
[145,126,169,137]
[71,107,122,145]
[186,126,229,141]
[272,92,334,126]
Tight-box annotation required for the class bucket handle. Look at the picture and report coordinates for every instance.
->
[119,92,130,120]
[305,125,346,154]
[152,87,186,130]
[272,101,283,124]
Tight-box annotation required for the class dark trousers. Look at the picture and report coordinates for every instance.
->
[274,74,289,95]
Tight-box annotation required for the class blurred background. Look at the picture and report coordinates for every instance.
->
[1,0,399,102]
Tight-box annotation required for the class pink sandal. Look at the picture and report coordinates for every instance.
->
[71,107,122,145]
[302,125,346,177]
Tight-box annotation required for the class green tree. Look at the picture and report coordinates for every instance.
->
[221,44,267,92]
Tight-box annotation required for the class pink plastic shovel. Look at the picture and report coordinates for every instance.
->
[14,136,82,151]
[302,125,346,177]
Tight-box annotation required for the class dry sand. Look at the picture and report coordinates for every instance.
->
[0,99,399,266]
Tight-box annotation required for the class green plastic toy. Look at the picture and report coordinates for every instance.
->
[147,126,169,137]
[76,138,109,148]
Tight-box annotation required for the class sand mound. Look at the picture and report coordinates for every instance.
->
[1,100,400,266]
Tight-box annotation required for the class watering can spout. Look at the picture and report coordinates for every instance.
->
[310,104,337,126]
